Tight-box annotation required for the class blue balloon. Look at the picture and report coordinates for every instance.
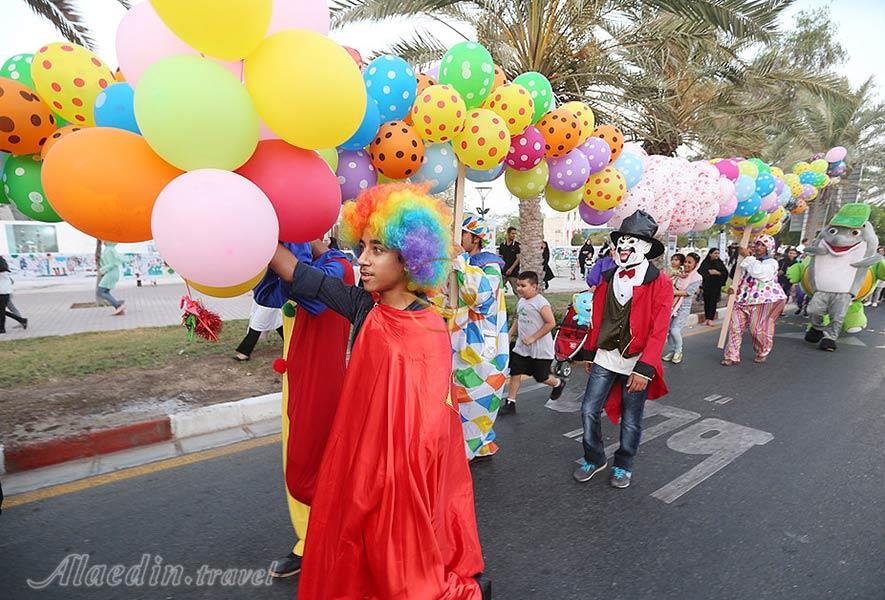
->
[734,174,756,202]
[777,187,792,207]
[613,152,644,189]
[363,55,418,122]
[93,82,140,133]
[410,142,458,193]
[340,96,381,151]
[465,163,505,182]
[755,171,775,197]
[735,193,762,217]
[714,213,734,225]
[799,171,816,185]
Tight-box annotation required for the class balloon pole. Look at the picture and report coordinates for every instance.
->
[448,162,467,311]
[717,226,753,349]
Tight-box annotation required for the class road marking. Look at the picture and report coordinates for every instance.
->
[714,397,733,405]
[563,428,582,439]
[704,394,722,402]
[604,403,700,456]
[775,332,868,346]
[4,435,281,509]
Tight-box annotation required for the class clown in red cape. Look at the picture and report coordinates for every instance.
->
[573,210,673,490]
[270,184,488,600]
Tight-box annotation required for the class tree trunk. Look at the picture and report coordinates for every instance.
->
[518,196,543,275]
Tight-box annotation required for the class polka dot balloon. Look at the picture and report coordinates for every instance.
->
[369,120,425,180]
[492,65,507,91]
[41,124,82,159]
[363,55,418,122]
[2,53,35,89]
[505,162,548,199]
[512,72,553,123]
[582,165,626,211]
[2,153,61,222]
[336,148,377,202]
[537,108,581,158]
[544,186,583,212]
[465,162,505,182]
[576,136,611,174]
[405,72,437,125]
[31,42,113,126]
[482,83,534,135]
[612,151,645,189]
[411,84,466,143]
[410,142,458,193]
[560,100,594,144]
[547,148,590,192]
[590,124,624,161]
[453,108,508,170]
[0,79,57,155]
[438,41,495,109]
[506,125,545,170]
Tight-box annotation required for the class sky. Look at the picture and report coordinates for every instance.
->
[1,0,882,219]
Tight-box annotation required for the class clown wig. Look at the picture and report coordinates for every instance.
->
[340,183,453,292]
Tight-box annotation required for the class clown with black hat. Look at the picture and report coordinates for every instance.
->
[574,210,674,489]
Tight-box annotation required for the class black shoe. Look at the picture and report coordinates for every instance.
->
[21,318,28,330]
[549,378,567,400]
[804,328,824,344]
[499,400,516,415]
[475,575,492,600]
[794,307,802,315]
[818,338,837,352]
[269,553,302,578]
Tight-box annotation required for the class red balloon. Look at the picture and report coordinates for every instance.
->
[236,140,341,242]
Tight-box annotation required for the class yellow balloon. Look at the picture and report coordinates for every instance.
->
[188,270,264,298]
[582,166,626,210]
[560,100,595,144]
[453,108,509,170]
[505,163,548,199]
[411,84,467,143]
[810,158,828,173]
[150,0,271,61]
[737,160,758,179]
[793,161,811,174]
[246,31,365,150]
[545,186,583,212]
[730,215,749,227]
[31,42,114,126]
[763,221,782,235]
[767,207,785,224]
[482,83,534,135]
[770,166,784,178]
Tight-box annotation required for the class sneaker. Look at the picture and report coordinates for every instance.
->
[549,378,567,400]
[475,575,492,600]
[572,460,607,483]
[21,318,28,330]
[662,352,674,362]
[804,328,823,344]
[269,552,302,578]
[794,307,803,315]
[610,466,632,489]
[671,352,683,364]
[818,338,837,352]
[111,304,126,316]
[499,400,516,415]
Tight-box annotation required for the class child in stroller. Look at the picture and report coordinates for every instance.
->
[552,291,593,378]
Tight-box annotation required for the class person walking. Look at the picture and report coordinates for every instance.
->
[578,239,595,277]
[541,241,555,290]
[499,226,521,294]
[698,248,728,326]
[663,252,702,363]
[778,247,800,305]
[0,257,28,333]
[97,242,127,316]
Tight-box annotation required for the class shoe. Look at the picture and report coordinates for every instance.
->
[21,318,28,330]
[610,466,632,489]
[499,400,516,415]
[662,352,674,362]
[233,353,250,362]
[573,460,607,483]
[794,307,802,315]
[804,328,824,344]
[475,575,492,600]
[111,304,126,316]
[671,352,683,364]
[549,378,567,400]
[269,552,302,578]
[818,338,837,352]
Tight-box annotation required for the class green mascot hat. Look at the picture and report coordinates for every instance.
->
[829,203,871,228]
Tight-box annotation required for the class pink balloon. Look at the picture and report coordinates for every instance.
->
[152,170,279,287]
[825,146,847,163]
[760,191,778,212]
[259,120,279,140]
[718,178,736,204]
[692,160,719,179]
[718,195,737,216]
[694,200,719,231]
[506,126,545,170]
[426,61,441,79]
[116,2,197,86]
[715,159,739,181]
[267,0,330,35]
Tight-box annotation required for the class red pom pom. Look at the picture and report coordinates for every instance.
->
[272,358,287,374]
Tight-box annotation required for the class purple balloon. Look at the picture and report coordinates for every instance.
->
[774,177,785,195]
[336,149,377,203]
[577,136,611,174]
[715,159,739,181]
[547,149,590,192]
[579,202,613,225]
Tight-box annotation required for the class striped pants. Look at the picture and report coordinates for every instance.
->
[724,301,785,362]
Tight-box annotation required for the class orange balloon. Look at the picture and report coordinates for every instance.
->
[591,124,624,161]
[790,199,807,215]
[42,128,183,242]
[405,73,438,125]
[0,79,58,155]
[537,108,581,158]
[114,67,127,83]
[188,270,264,298]
[492,65,507,91]
[368,121,425,179]
[41,125,83,159]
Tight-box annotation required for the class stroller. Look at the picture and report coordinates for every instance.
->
[551,292,593,378]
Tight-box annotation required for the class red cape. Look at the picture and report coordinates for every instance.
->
[297,304,484,600]
[285,257,354,505]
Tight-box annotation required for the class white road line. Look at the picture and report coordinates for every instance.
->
[714,397,733,405]
[563,428,583,439]
[704,394,722,402]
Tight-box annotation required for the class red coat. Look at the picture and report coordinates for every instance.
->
[586,263,673,423]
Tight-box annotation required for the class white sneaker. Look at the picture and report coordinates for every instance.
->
[662,352,674,361]
[672,352,683,364]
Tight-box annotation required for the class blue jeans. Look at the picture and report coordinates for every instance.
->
[581,362,648,471]
[665,320,683,354]
[97,287,123,309]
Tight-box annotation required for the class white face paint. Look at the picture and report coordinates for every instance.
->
[614,235,652,268]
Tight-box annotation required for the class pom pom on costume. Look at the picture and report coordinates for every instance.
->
[282,303,297,318]
[272,358,287,374]
[180,296,222,342]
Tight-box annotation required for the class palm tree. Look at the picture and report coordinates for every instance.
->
[21,0,130,51]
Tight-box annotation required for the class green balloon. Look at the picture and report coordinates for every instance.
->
[0,152,8,204]
[2,154,62,221]
[134,55,259,171]
[316,147,338,173]
[749,157,771,174]
[748,209,768,225]
[505,163,548,199]
[439,41,495,109]
[513,72,554,123]
[545,186,583,212]
[1,53,35,89]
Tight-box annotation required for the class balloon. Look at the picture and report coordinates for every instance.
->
[404,73,438,125]
[0,79,57,155]
[150,0,271,61]
[505,163,548,199]
[340,96,381,150]
[579,202,613,226]
[40,124,82,159]
[613,152,644,190]
[93,82,139,133]
[267,0,330,35]
[718,194,737,216]
[30,43,113,126]
[714,213,734,225]
[438,42,495,109]
[777,187,792,207]
[590,124,624,162]
[734,193,761,217]
[763,221,782,236]
[42,128,183,242]
[2,154,61,221]
[537,108,581,158]
[827,160,846,177]
[236,140,341,242]
[715,158,739,181]
[544,186,583,212]
[411,84,466,143]
[801,183,817,200]
[363,55,417,122]
[465,163,504,183]
[577,136,612,174]
[152,170,278,287]
[189,271,264,298]
[792,161,811,174]
[810,158,829,173]
[755,171,775,197]
[825,146,847,163]
[246,30,365,149]
[560,101,594,144]
[453,108,508,169]
[734,174,756,202]
[547,149,590,192]
[512,72,553,123]
[718,178,736,204]
[482,83,534,135]
[748,210,768,225]
[410,142,458,193]
[582,166,626,210]
[425,61,440,80]
[692,160,720,179]
[336,149,377,202]
[760,192,778,212]
[812,172,828,188]
[790,199,807,215]
[117,2,198,86]
[736,160,758,179]
[506,125,545,170]
[315,147,338,172]
[369,120,425,179]
[2,53,35,88]
[799,171,816,185]
[135,56,258,171]
[749,158,770,174]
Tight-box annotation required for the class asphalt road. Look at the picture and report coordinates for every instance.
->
[2,310,884,600]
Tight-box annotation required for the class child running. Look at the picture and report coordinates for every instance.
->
[663,252,702,364]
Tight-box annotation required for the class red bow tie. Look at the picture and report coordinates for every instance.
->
[618,268,636,279]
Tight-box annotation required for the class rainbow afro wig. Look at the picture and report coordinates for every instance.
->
[340,183,453,292]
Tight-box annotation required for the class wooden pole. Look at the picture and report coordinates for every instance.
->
[448,162,467,310]
[717,226,752,349]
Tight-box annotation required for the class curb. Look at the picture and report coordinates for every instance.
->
[0,393,281,476]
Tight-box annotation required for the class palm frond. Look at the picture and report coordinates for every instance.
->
[23,0,94,49]
[640,0,794,41]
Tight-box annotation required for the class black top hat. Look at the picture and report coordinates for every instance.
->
[610,210,665,259]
